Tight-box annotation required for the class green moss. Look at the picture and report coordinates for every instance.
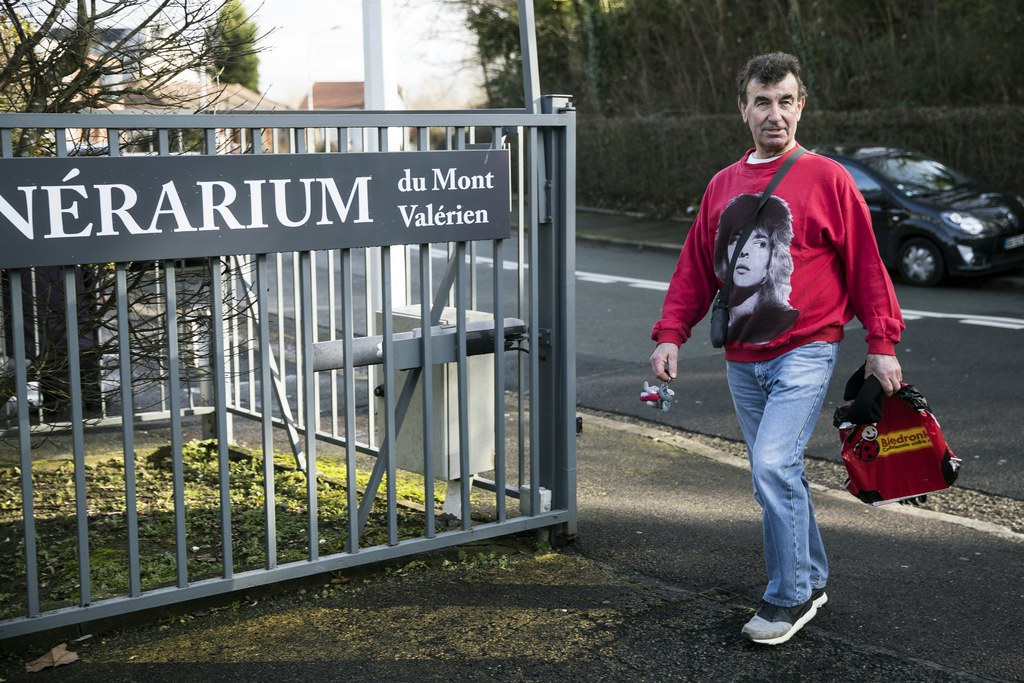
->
[0,439,441,615]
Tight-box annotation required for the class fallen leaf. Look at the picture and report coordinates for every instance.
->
[25,643,79,672]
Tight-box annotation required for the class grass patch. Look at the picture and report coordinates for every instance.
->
[0,439,446,619]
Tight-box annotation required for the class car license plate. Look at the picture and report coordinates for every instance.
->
[1006,234,1024,250]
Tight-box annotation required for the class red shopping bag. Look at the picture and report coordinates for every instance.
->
[832,368,961,506]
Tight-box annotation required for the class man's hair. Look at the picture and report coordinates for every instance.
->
[736,52,807,104]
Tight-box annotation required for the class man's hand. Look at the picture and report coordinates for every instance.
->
[865,353,902,396]
[650,342,679,382]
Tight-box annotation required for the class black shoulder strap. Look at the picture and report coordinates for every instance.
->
[718,147,806,301]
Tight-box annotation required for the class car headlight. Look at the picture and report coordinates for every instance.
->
[941,211,985,235]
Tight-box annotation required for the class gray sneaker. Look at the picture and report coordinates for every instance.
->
[741,598,818,645]
[811,586,828,609]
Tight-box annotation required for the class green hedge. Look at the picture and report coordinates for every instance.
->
[577,106,1024,217]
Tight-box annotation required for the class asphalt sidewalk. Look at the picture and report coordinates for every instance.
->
[1,210,1022,682]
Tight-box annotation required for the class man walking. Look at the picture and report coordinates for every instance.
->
[649,52,904,645]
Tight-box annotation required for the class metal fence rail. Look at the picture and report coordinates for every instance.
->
[0,102,576,639]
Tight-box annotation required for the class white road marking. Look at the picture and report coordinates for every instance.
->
[422,247,1023,331]
[901,308,1024,331]
[572,274,1023,330]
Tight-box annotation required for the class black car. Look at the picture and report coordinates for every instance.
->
[813,146,1024,286]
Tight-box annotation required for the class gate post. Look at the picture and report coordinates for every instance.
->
[536,93,577,541]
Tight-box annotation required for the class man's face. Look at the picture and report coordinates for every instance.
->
[738,73,805,158]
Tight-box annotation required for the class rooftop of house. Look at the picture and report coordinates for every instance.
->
[299,82,365,110]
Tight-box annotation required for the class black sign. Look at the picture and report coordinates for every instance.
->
[0,149,511,268]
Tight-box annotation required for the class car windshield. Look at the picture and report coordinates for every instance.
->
[859,153,975,198]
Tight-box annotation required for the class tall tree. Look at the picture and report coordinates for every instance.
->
[453,0,1024,115]
[209,0,259,90]
[0,0,267,416]
[0,0,265,130]
[455,0,583,108]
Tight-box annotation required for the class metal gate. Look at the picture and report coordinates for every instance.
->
[0,96,576,638]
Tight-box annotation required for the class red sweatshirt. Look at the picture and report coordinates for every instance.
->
[651,145,904,362]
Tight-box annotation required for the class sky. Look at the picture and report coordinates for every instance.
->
[241,0,484,108]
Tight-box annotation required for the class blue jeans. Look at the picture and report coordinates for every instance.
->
[726,341,838,607]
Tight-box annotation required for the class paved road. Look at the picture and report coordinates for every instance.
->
[572,236,1024,500]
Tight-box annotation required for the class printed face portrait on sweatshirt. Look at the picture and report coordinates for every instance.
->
[727,226,771,289]
[713,194,800,345]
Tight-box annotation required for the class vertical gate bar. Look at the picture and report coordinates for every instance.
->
[115,265,142,596]
[157,129,169,154]
[310,251,320,434]
[328,250,339,436]
[211,258,234,577]
[526,126,541,515]
[256,255,278,568]
[1,128,12,156]
[55,128,67,156]
[468,127,479,312]
[238,258,250,409]
[108,129,120,157]
[469,245,478,311]
[155,264,168,412]
[366,127,381,454]
[445,242,455,309]
[340,249,359,552]
[415,123,436,536]
[63,268,91,605]
[380,246,399,546]
[250,128,264,154]
[275,253,285,410]
[491,123,508,521]
[492,235,507,522]
[364,245,376,448]
[162,262,188,587]
[515,126,527,490]
[455,242,471,529]
[27,272,39,377]
[299,251,319,560]
[246,259,257,410]
[418,243,435,538]
[10,272,40,616]
[292,253,304,428]
[225,262,238,431]
[227,258,239,409]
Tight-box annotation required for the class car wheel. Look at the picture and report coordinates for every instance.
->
[898,238,945,286]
